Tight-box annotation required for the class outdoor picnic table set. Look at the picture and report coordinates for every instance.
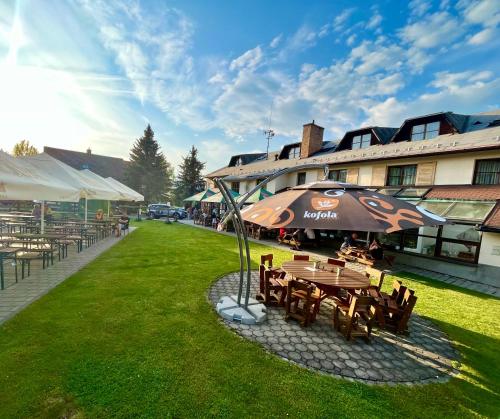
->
[257,254,418,341]
[0,214,117,290]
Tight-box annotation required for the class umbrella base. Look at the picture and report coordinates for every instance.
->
[216,295,267,324]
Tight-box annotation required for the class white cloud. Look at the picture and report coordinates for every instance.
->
[229,46,263,71]
[269,34,282,48]
[400,11,465,49]
[459,0,500,27]
[366,12,383,30]
[364,71,500,127]
[467,27,497,45]
[333,8,356,30]
[346,34,357,46]
[408,0,432,17]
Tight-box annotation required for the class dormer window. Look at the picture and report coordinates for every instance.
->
[411,121,440,141]
[288,145,301,159]
[234,157,243,166]
[352,133,371,149]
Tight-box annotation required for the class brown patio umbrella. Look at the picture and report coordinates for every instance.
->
[240,181,447,233]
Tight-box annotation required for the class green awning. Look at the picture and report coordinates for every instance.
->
[237,188,273,204]
[183,189,216,202]
[202,190,239,204]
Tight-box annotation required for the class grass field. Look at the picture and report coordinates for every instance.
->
[0,222,498,418]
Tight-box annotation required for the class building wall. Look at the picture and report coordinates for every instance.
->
[324,150,500,186]
[478,232,500,267]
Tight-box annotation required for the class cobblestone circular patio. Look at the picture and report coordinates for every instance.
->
[209,271,460,385]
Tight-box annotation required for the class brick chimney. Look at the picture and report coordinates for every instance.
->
[300,120,324,159]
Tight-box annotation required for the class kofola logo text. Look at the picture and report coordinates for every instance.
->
[304,210,337,220]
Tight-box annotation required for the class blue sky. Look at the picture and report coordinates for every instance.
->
[0,0,499,172]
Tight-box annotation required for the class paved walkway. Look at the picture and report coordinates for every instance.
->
[209,271,460,385]
[0,229,134,324]
[180,220,499,297]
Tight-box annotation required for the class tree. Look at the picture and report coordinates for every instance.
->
[125,125,174,203]
[175,145,206,204]
[13,140,38,156]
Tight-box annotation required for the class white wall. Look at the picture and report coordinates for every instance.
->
[478,232,500,267]
[434,156,476,185]
[358,166,372,186]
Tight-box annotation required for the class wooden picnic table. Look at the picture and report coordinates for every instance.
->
[281,260,370,293]
[0,213,35,219]
[338,246,375,266]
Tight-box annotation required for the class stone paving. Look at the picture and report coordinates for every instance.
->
[0,229,135,324]
[209,271,460,385]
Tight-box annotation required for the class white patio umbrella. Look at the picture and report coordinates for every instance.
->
[0,151,80,232]
[105,177,144,202]
[23,153,124,223]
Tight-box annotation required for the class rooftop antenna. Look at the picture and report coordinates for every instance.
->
[263,100,274,159]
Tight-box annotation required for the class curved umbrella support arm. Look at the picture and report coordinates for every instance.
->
[220,163,328,226]
[214,178,252,307]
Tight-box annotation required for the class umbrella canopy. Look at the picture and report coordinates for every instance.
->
[183,189,216,202]
[78,169,129,201]
[237,188,273,204]
[240,181,447,233]
[22,153,116,200]
[202,190,239,204]
[105,177,144,202]
[0,151,80,202]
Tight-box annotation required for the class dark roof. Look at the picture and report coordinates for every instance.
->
[44,146,127,181]
[278,142,301,159]
[336,126,398,150]
[228,153,266,167]
[391,111,469,143]
[372,127,399,144]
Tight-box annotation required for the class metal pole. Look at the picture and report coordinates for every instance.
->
[216,178,252,308]
[85,197,88,225]
[220,163,327,226]
[215,179,245,304]
[107,200,110,217]
[40,200,45,234]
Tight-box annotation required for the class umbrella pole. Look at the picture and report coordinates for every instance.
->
[107,200,110,217]
[41,200,45,234]
[214,178,265,324]
[219,181,252,308]
[85,197,88,225]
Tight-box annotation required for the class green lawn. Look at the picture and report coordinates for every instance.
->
[0,222,499,418]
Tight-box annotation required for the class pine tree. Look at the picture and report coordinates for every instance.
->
[13,140,38,156]
[175,145,206,203]
[125,125,173,203]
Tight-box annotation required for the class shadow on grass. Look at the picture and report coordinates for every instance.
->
[395,271,499,301]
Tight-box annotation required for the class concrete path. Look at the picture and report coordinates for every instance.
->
[0,229,135,325]
[179,219,499,297]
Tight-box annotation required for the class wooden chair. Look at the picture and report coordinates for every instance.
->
[285,279,320,327]
[384,289,418,334]
[365,267,385,298]
[256,266,286,306]
[293,254,309,261]
[327,257,345,267]
[260,254,274,267]
[333,295,376,342]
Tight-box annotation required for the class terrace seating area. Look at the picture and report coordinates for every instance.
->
[209,252,459,384]
[0,213,124,291]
